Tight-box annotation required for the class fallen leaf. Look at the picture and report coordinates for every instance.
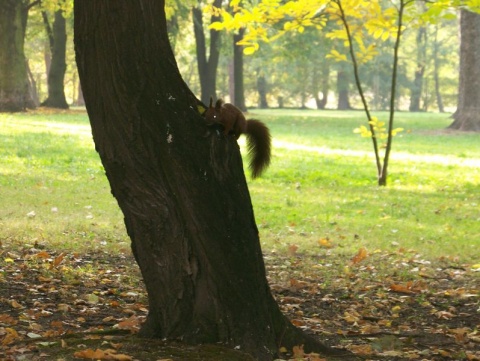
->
[74,348,105,359]
[35,251,50,259]
[435,310,456,319]
[292,344,304,358]
[116,315,140,332]
[351,247,368,264]
[1,327,20,346]
[318,238,333,248]
[288,244,298,256]
[390,283,415,294]
[349,343,373,355]
[73,348,133,360]
[27,332,42,338]
[51,252,67,268]
[37,341,57,347]
[10,300,23,309]
[87,293,100,304]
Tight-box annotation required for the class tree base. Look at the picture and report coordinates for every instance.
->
[448,111,480,131]
[41,99,69,109]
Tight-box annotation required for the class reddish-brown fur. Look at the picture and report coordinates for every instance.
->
[205,98,271,178]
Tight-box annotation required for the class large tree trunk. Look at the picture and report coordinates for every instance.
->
[450,10,480,131]
[0,0,32,112]
[74,2,344,360]
[41,9,69,109]
[192,0,222,104]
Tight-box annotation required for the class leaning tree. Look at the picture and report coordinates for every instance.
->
[74,1,348,360]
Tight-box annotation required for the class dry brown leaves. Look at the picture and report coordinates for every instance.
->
[268,245,480,360]
[1,244,479,360]
[0,246,146,360]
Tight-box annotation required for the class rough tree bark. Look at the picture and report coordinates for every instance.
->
[74,1,347,360]
[449,10,480,131]
[192,0,222,104]
[0,0,32,112]
[41,8,69,109]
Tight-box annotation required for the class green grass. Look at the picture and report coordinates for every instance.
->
[1,109,479,263]
[248,109,480,262]
[0,110,129,253]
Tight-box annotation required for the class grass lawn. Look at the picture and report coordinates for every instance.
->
[1,108,479,360]
[249,109,480,263]
[0,108,479,263]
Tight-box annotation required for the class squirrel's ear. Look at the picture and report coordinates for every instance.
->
[215,99,223,109]
[209,97,213,108]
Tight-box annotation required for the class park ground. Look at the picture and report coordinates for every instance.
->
[1,245,479,360]
[0,108,479,360]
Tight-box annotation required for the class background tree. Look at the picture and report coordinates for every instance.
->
[336,67,352,110]
[209,0,480,184]
[277,28,332,109]
[40,2,69,109]
[193,0,222,104]
[74,1,347,360]
[449,9,480,131]
[406,1,428,112]
[232,27,247,110]
[408,20,426,111]
[0,0,36,112]
[432,23,445,112]
[256,71,268,108]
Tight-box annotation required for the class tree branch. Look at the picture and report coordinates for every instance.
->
[335,0,382,177]
[42,10,54,53]
[26,0,41,11]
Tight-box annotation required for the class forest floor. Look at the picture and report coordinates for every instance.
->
[1,243,479,361]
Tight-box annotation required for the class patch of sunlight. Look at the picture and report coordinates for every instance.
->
[0,119,92,137]
[273,140,480,168]
[253,109,362,118]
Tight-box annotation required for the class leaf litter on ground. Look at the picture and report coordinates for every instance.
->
[0,241,479,360]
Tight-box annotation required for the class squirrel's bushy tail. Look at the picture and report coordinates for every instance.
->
[245,119,271,178]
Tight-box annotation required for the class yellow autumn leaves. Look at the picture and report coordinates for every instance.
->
[354,117,404,140]
[208,0,402,60]
[208,0,328,55]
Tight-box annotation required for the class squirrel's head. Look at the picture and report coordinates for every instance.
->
[205,96,217,124]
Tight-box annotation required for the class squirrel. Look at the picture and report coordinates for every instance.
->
[205,97,271,178]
